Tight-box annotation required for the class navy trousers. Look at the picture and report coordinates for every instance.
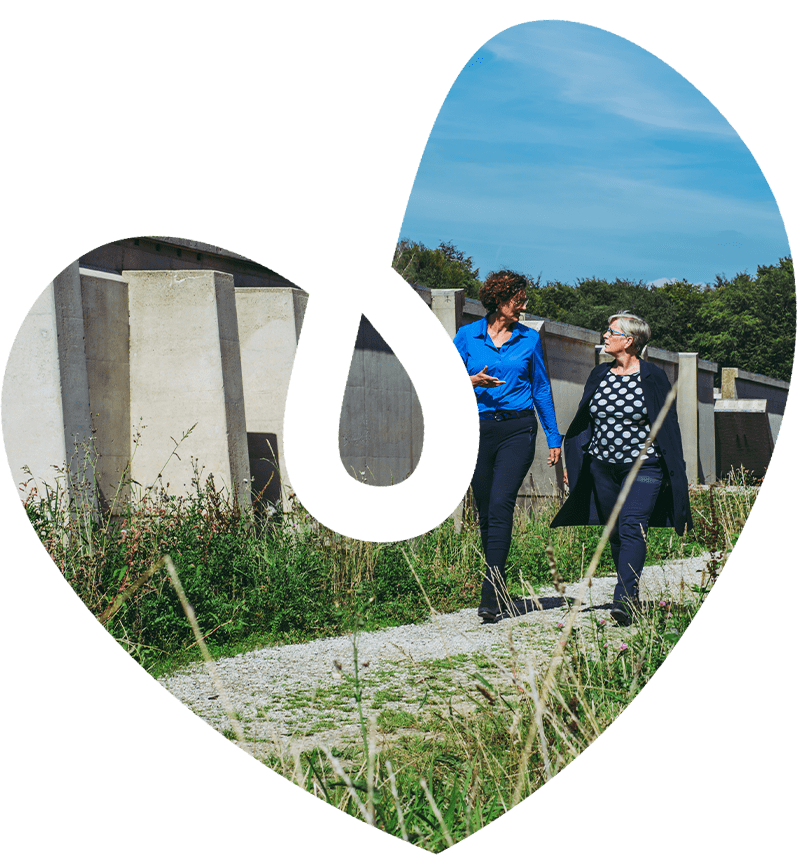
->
[471,415,537,596]
[588,456,663,606]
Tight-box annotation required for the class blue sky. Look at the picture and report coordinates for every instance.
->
[400,21,790,286]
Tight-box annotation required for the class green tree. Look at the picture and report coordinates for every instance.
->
[394,238,794,381]
[694,256,795,381]
[393,239,482,298]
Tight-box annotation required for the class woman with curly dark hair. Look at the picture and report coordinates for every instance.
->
[454,270,562,622]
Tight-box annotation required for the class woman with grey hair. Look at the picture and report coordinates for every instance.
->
[550,311,692,625]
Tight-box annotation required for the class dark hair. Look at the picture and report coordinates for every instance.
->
[479,270,528,314]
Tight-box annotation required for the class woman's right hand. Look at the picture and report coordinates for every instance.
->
[471,366,506,388]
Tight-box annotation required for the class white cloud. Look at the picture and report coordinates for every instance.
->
[487,22,736,136]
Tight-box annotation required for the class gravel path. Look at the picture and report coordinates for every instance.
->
[159,554,715,758]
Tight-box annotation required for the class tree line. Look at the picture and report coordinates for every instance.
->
[393,239,795,382]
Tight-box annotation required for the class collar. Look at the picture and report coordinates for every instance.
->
[474,316,528,345]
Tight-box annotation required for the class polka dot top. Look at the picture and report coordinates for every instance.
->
[587,371,657,463]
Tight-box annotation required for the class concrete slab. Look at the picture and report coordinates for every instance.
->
[339,316,422,487]
[2,262,94,507]
[79,268,130,509]
[714,399,773,479]
[235,286,307,509]
[126,270,250,507]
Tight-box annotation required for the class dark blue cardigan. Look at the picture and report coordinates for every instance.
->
[550,360,693,535]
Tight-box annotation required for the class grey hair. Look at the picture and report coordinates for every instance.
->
[609,310,651,356]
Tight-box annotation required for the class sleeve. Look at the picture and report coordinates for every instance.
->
[529,334,563,448]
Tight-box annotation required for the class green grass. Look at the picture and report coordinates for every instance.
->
[378,709,419,732]
[258,587,709,852]
[23,459,758,679]
[20,444,757,850]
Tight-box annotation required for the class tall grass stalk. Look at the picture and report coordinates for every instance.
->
[18,402,761,849]
[164,554,249,752]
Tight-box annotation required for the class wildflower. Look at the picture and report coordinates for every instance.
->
[598,619,607,627]
[666,612,672,618]
[557,621,565,629]
[619,643,628,651]
[658,600,667,607]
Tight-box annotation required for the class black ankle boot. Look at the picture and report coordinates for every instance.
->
[478,570,510,623]
[610,603,632,627]
[610,595,640,627]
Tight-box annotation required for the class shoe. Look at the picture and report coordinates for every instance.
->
[610,606,632,627]
[478,575,503,623]
[477,606,500,623]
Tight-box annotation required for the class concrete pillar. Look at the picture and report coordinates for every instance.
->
[678,352,699,485]
[339,317,423,487]
[430,289,464,339]
[721,367,739,400]
[697,359,718,483]
[79,269,131,509]
[126,270,250,508]
[430,289,466,528]
[714,399,773,479]
[2,262,94,508]
[234,287,308,510]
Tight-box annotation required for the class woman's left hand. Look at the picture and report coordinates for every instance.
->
[547,447,562,466]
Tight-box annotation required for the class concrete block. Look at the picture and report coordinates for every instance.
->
[678,353,699,485]
[644,346,678,386]
[235,286,307,508]
[697,360,718,484]
[2,262,94,507]
[339,316,422,487]
[714,399,773,479]
[463,297,486,325]
[126,270,250,507]
[430,289,464,339]
[721,366,789,445]
[79,268,130,509]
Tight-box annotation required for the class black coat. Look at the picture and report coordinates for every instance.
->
[550,360,692,535]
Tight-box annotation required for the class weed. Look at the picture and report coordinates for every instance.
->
[20,430,757,850]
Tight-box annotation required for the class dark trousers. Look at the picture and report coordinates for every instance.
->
[471,415,537,599]
[588,456,663,606]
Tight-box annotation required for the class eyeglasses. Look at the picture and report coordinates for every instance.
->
[605,327,629,338]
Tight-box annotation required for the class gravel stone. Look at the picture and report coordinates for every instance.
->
[158,554,715,757]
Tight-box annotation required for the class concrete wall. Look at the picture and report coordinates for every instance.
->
[81,236,296,289]
[339,316,423,487]
[714,366,789,479]
[2,262,96,507]
[697,358,718,484]
[3,265,788,516]
[721,366,789,443]
[642,345,679,386]
[126,270,250,508]
[409,285,482,327]
[79,269,130,508]
[430,289,465,339]
[234,286,307,508]
[714,399,774,479]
